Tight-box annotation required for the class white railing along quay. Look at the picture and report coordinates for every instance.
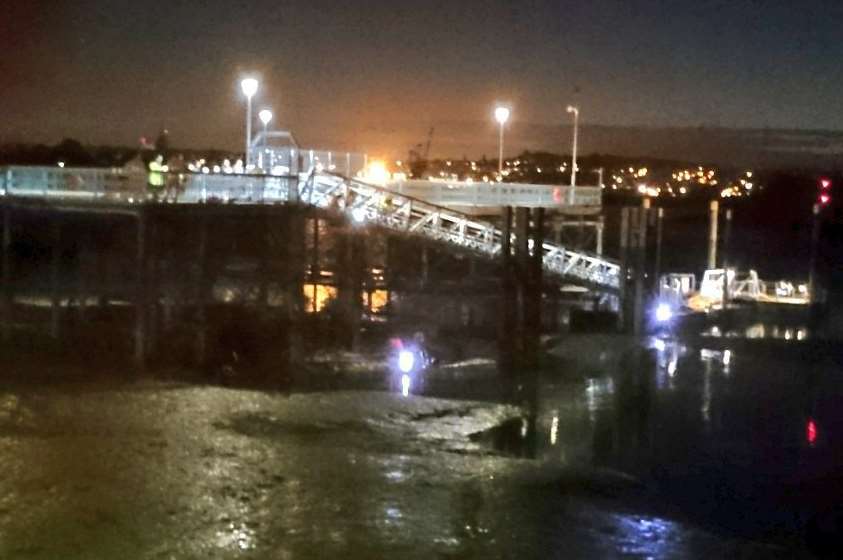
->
[386,179,602,209]
[1,165,619,290]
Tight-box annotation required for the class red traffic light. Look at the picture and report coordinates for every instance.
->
[820,193,831,205]
[807,418,818,446]
[820,178,832,189]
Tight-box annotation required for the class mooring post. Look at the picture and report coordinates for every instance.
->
[1,206,11,342]
[525,208,544,363]
[722,208,732,307]
[336,227,363,351]
[653,207,664,292]
[632,199,650,335]
[146,212,159,361]
[134,209,147,370]
[515,207,530,358]
[311,215,320,312]
[195,215,209,368]
[809,203,821,303]
[286,209,307,363]
[618,207,630,332]
[708,199,719,271]
[499,206,516,376]
[50,218,62,340]
[420,246,429,289]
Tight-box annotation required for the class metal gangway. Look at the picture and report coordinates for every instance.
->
[1,164,620,291]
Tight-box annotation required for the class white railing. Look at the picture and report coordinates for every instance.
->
[1,165,620,290]
[386,179,602,209]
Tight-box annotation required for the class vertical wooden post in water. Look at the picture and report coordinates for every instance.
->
[498,206,515,373]
[195,215,209,368]
[134,210,147,370]
[50,218,62,340]
[632,200,650,335]
[525,208,544,364]
[722,208,732,307]
[1,207,11,342]
[146,213,159,361]
[809,203,821,303]
[515,207,530,357]
[258,212,270,309]
[653,207,664,292]
[311,215,320,312]
[708,200,719,271]
[285,209,306,363]
[618,207,630,332]
[336,227,363,351]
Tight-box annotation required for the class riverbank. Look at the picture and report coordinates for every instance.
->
[0,380,789,559]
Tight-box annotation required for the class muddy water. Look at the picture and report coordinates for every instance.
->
[0,378,792,558]
[511,334,843,552]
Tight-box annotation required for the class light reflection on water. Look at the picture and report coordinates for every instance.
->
[520,331,843,540]
[703,322,809,340]
[215,522,256,551]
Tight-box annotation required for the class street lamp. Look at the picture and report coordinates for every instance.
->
[566,105,579,204]
[240,77,259,170]
[494,105,510,175]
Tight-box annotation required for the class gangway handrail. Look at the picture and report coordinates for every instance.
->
[311,171,619,289]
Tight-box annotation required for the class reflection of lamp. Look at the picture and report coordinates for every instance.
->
[257,109,273,169]
[240,78,259,168]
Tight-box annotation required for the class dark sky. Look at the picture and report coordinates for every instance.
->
[4,0,843,153]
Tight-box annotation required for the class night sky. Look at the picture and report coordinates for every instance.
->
[5,0,843,154]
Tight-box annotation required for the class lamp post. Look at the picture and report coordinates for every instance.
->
[258,109,273,170]
[566,105,579,205]
[494,106,510,175]
[240,78,259,170]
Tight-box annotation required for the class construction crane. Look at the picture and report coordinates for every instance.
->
[408,126,434,179]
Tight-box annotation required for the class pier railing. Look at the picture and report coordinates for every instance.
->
[1,165,620,290]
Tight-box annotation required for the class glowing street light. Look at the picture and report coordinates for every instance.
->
[566,105,579,204]
[494,105,510,174]
[240,77,259,169]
